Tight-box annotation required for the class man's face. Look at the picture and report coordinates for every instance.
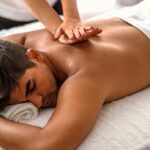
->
[9,62,58,109]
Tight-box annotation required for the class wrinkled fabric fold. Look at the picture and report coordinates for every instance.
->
[0,103,38,123]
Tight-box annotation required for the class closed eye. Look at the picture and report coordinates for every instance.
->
[30,82,36,93]
[25,79,36,97]
[25,79,30,97]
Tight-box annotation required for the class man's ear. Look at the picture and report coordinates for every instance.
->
[26,48,43,63]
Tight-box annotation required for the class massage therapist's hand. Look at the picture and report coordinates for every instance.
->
[54,19,102,44]
[57,27,102,44]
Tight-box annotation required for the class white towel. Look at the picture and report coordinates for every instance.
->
[0,103,38,123]
[88,0,150,39]
[116,0,142,6]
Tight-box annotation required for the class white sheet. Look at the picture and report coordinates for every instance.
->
[1,0,150,150]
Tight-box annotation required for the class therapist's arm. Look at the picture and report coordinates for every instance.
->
[23,0,102,44]
[61,0,80,22]
[23,0,63,35]
[55,0,102,43]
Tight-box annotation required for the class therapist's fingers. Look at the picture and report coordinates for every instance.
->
[79,26,102,39]
[65,30,75,40]
[84,28,102,38]
[58,34,76,44]
[79,27,86,37]
[73,28,82,39]
[84,26,93,31]
[54,27,63,40]
[84,26,102,33]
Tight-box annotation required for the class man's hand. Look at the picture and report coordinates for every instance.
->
[54,19,102,44]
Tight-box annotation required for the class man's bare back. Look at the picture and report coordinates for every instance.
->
[1,18,150,150]
[7,18,150,102]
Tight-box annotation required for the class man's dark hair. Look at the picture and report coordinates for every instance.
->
[0,40,36,110]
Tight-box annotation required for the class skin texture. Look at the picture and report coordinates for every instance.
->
[23,0,102,44]
[0,18,150,150]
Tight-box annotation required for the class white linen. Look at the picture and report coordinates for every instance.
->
[77,0,143,20]
[0,0,58,21]
[0,103,38,123]
[88,0,150,39]
[116,0,142,6]
[117,0,150,39]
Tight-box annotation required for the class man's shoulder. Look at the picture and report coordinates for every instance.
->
[0,32,26,45]
[24,29,54,49]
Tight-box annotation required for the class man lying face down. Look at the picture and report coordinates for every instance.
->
[0,13,150,150]
[0,40,58,110]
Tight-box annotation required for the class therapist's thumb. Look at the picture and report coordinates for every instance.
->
[54,27,63,40]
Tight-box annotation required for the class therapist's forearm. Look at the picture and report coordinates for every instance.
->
[61,0,80,21]
[23,0,63,35]
[0,117,41,150]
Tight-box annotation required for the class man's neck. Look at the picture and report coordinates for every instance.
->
[41,52,67,87]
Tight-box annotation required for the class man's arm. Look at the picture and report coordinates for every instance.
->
[41,70,107,150]
[0,118,42,150]
[0,70,107,150]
